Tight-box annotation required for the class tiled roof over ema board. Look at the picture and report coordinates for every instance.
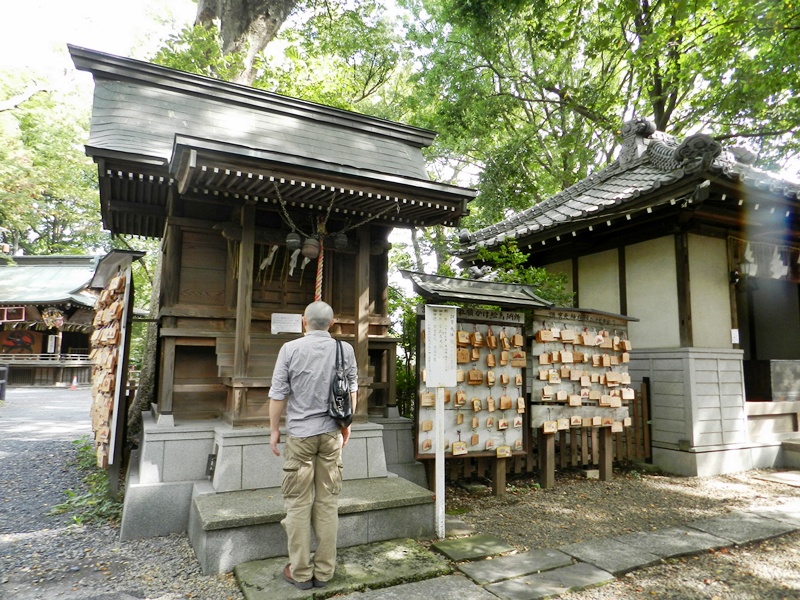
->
[457,118,800,255]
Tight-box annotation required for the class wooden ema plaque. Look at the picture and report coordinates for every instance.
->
[417,310,527,462]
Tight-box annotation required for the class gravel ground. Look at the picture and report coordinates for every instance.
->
[448,468,800,599]
[0,438,243,600]
[2,390,800,599]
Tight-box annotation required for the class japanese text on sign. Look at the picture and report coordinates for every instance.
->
[424,305,458,388]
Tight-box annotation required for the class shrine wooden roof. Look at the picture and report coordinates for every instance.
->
[457,119,800,260]
[69,46,476,238]
[0,255,100,307]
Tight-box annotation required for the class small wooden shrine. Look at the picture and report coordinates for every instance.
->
[70,45,476,558]
[0,255,98,386]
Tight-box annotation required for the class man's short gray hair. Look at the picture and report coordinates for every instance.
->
[304,301,334,331]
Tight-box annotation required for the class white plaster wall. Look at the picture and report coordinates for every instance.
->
[577,249,619,313]
[688,234,733,348]
[625,236,681,349]
[543,259,573,300]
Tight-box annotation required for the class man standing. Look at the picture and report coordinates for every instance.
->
[269,301,358,590]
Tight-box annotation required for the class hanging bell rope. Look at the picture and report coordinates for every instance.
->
[315,216,326,301]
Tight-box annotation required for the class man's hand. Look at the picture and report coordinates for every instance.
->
[268,398,286,456]
[341,425,351,447]
[270,429,281,456]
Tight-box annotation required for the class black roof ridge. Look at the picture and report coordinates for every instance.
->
[469,159,626,243]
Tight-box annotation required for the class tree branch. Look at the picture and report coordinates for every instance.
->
[0,86,48,112]
[714,129,798,141]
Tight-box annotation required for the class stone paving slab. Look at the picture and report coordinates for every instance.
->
[485,562,614,600]
[339,574,496,599]
[612,526,729,558]
[235,538,451,600]
[458,548,574,585]
[559,536,661,575]
[432,533,516,562]
[748,501,800,528]
[752,471,800,488]
[686,510,797,545]
[197,477,433,530]
[446,515,476,538]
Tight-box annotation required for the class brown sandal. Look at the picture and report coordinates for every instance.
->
[282,564,312,590]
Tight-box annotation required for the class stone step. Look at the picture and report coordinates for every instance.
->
[188,476,435,574]
[235,538,452,600]
[782,439,800,468]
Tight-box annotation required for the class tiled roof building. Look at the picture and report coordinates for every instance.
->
[458,118,800,478]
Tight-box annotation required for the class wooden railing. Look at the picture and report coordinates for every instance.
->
[0,353,92,365]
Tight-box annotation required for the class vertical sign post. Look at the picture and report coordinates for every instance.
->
[424,304,458,539]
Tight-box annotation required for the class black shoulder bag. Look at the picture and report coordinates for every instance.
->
[328,340,353,427]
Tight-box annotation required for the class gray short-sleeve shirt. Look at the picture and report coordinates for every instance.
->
[270,330,358,438]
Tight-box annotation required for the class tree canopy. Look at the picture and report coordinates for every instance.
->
[154,0,799,237]
[2,0,797,272]
[400,0,799,227]
[0,72,109,255]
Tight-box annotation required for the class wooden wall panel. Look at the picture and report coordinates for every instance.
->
[178,230,227,307]
[333,252,356,315]
[172,345,226,418]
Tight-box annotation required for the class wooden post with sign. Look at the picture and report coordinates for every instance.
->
[423,305,458,540]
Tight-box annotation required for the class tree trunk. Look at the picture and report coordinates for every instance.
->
[196,0,299,85]
[126,252,162,440]
[410,227,424,272]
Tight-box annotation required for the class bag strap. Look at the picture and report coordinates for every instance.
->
[334,339,343,371]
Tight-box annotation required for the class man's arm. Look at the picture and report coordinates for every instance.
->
[341,390,357,447]
[269,398,286,456]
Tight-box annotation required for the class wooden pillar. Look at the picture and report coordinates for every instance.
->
[580,427,589,465]
[158,223,182,415]
[599,426,613,481]
[232,201,255,421]
[354,226,370,421]
[537,429,555,489]
[491,458,507,496]
[675,232,693,347]
[158,337,176,413]
[385,343,397,412]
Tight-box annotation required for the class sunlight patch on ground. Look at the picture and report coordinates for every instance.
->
[0,526,74,544]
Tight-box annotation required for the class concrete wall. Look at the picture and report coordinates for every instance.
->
[688,234,733,348]
[629,348,756,476]
[577,249,620,313]
[625,236,681,349]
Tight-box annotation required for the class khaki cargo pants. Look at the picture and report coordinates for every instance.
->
[281,431,343,583]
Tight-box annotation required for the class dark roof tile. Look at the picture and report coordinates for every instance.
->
[458,124,799,256]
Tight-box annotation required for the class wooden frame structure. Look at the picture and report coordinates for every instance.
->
[70,46,477,428]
